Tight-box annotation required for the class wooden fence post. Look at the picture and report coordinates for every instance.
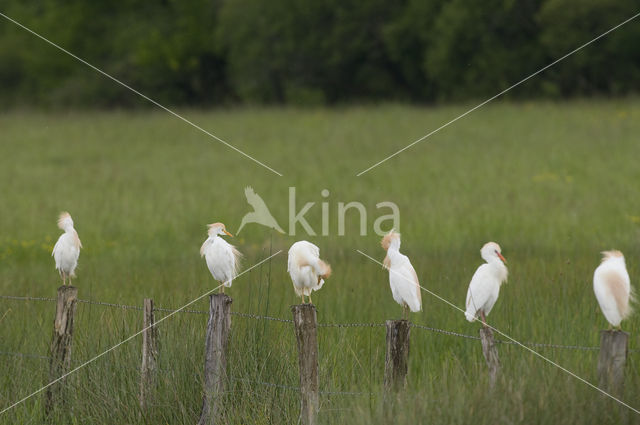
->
[384,319,411,394]
[479,327,500,388]
[291,304,319,425]
[140,298,158,410]
[45,285,78,415]
[198,294,232,425]
[598,330,628,396]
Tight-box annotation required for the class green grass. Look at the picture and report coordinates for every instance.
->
[1,99,640,424]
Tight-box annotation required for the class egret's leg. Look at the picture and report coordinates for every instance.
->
[68,275,71,287]
[301,294,305,305]
[308,293,313,305]
[480,310,487,328]
[221,285,225,294]
[61,272,66,286]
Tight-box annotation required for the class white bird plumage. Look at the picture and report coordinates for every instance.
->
[287,241,331,304]
[52,212,82,286]
[593,250,634,329]
[381,230,422,319]
[465,242,508,325]
[200,222,242,293]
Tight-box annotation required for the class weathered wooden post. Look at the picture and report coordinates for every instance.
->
[597,330,628,396]
[291,304,319,425]
[384,319,411,394]
[139,298,159,410]
[479,327,500,388]
[45,285,78,414]
[198,294,232,425]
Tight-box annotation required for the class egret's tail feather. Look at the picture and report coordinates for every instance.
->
[464,310,476,322]
[623,287,636,320]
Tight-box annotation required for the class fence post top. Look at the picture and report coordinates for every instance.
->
[291,303,317,313]
[385,319,409,326]
[57,285,77,294]
[601,329,630,337]
[209,293,233,304]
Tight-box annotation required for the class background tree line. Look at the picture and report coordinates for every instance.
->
[0,0,639,108]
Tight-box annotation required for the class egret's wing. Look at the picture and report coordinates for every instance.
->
[465,264,492,315]
[389,255,421,312]
[383,255,390,270]
[52,234,64,257]
[301,241,320,258]
[409,263,422,307]
[603,268,631,318]
[73,229,82,249]
[288,241,326,276]
[230,244,243,277]
[200,238,210,257]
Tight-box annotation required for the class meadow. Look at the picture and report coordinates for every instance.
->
[0,99,639,424]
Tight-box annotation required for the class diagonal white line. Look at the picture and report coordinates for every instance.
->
[0,250,282,415]
[0,12,283,177]
[356,249,640,415]
[356,11,640,177]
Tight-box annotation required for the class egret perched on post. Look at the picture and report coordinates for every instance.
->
[200,222,241,293]
[381,230,421,319]
[593,250,634,329]
[52,212,82,286]
[287,241,331,304]
[464,242,508,327]
[465,242,509,327]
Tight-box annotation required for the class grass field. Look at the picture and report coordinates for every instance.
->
[1,99,640,424]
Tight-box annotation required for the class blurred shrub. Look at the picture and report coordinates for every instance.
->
[537,0,640,97]
[0,0,638,107]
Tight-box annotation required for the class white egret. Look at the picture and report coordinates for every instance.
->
[287,241,331,304]
[593,250,634,329]
[52,212,82,286]
[200,222,241,293]
[464,242,508,326]
[381,230,421,319]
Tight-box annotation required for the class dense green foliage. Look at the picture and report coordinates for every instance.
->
[1,0,639,106]
[1,100,639,423]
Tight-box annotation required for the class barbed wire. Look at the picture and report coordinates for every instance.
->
[0,351,50,360]
[411,323,481,340]
[231,311,293,323]
[321,389,376,396]
[410,323,604,351]
[1,294,635,352]
[0,295,56,302]
[232,378,375,396]
[77,299,143,311]
[318,322,384,328]
[153,306,207,315]
[497,339,601,351]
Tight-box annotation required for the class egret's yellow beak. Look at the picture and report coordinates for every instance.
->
[224,229,233,237]
[497,252,507,264]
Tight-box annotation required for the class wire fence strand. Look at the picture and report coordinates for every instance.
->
[0,351,50,360]
[232,378,375,396]
[1,294,634,352]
